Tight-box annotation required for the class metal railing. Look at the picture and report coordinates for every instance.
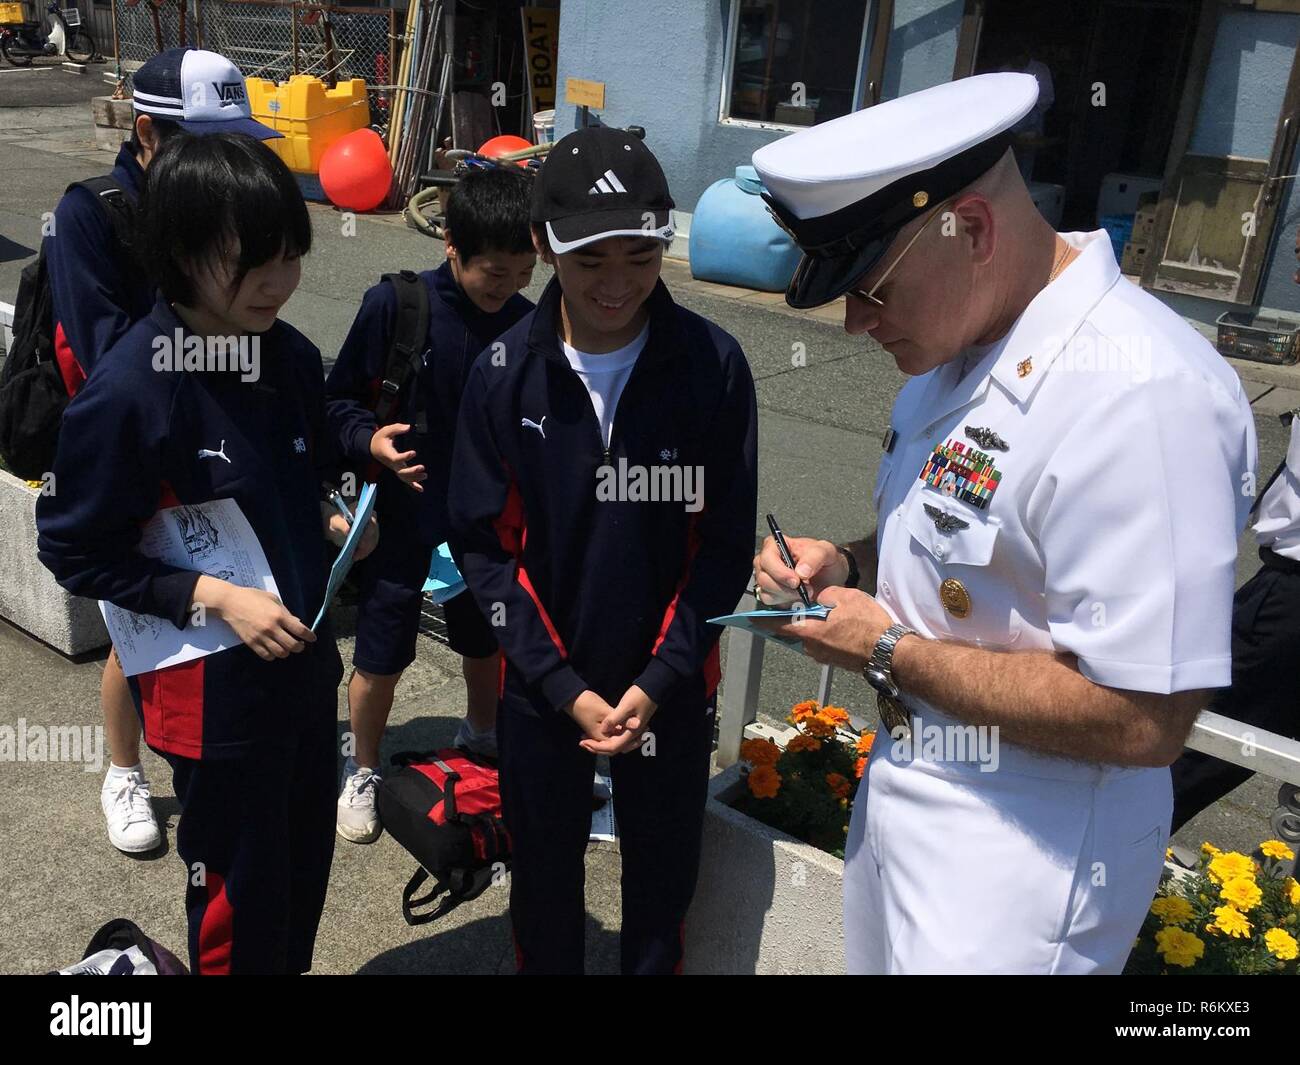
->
[715,589,1300,843]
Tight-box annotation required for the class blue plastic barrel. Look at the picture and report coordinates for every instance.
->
[689,165,802,292]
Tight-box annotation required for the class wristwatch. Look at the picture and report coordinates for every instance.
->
[863,623,917,736]
[835,544,860,589]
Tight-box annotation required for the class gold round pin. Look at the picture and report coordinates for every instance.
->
[1016,357,1033,378]
[939,578,971,619]
[912,190,929,208]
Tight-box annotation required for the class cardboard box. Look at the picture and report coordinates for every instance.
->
[1133,206,1157,245]
[1121,241,1148,276]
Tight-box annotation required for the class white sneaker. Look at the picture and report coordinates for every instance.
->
[455,720,498,759]
[100,768,162,854]
[337,761,382,844]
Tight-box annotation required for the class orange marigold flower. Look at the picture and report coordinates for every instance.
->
[786,734,821,754]
[740,738,780,767]
[821,706,850,727]
[855,732,876,755]
[789,700,819,724]
[804,714,836,739]
[854,757,867,779]
[826,772,851,799]
[748,765,781,799]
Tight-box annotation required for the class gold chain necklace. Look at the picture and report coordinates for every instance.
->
[1046,240,1071,283]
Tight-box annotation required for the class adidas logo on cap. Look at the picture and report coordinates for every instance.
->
[588,169,628,195]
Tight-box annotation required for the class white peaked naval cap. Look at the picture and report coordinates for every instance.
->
[752,73,1039,308]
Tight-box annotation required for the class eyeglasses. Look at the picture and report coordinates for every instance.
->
[847,201,949,309]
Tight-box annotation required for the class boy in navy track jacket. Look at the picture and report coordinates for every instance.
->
[38,133,371,974]
[449,128,758,974]
[325,166,535,844]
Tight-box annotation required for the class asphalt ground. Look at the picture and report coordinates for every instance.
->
[1,67,1297,973]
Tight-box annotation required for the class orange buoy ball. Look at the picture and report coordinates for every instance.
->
[477,134,533,166]
[319,129,393,212]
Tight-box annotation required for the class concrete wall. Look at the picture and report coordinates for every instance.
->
[1180,8,1300,322]
[553,0,786,217]
[552,0,965,218]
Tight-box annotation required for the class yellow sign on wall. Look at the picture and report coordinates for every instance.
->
[565,77,606,110]
[521,7,559,113]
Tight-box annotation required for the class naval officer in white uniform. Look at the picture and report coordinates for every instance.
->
[750,73,1258,974]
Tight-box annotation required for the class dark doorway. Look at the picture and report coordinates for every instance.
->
[973,0,1200,230]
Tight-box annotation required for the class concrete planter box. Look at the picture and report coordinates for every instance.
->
[686,761,846,974]
[91,95,133,153]
[0,469,109,655]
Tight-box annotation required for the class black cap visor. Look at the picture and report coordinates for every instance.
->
[785,231,896,310]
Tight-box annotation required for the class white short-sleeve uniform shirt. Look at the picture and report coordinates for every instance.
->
[845,230,1258,975]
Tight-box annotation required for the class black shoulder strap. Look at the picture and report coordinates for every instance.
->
[67,176,135,256]
[1251,459,1289,520]
[374,270,430,427]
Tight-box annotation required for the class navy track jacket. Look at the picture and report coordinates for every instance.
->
[45,144,154,394]
[36,298,344,760]
[325,261,533,547]
[448,276,758,715]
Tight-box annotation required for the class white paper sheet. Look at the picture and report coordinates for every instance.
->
[590,771,618,842]
[100,498,280,677]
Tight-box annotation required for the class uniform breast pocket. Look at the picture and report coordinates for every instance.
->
[901,495,1020,648]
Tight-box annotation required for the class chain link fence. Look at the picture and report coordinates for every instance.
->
[108,0,395,136]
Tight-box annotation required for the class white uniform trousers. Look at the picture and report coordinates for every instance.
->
[844,721,1172,974]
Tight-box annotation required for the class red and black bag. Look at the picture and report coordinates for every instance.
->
[376,747,511,925]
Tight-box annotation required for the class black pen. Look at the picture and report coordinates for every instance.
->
[766,513,812,608]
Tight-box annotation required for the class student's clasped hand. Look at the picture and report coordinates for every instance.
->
[567,686,658,756]
[370,422,428,492]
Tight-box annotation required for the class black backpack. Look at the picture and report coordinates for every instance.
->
[0,176,135,480]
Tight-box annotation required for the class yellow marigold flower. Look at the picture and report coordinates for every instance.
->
[854,756,867,780]
[748,765,781,799]
[1287,878,1300,907]
[1265,927,1299,961]
[821,705,850,727]
[1220,876,1263,912]
[1154,927,1204,968]
[826,772,851,799]
[1207,852,1256,885]
[785,734,821,754]
[1201,842,1222,858]
[1150,896,1194,925]
[804,714,836,739]
[1261,840,1296,861]
[855,732,876,755]
[789,700,819,724]
[740,738,781,767]
[1210,905,1252,939]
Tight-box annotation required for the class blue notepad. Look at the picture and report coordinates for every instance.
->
[707,603,832,648]
[423,542,467,604]
[312,481,377,631]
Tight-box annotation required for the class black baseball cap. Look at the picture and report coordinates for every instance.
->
[531,126,675,254]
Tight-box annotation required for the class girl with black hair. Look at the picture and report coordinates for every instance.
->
[37,132,375,974]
